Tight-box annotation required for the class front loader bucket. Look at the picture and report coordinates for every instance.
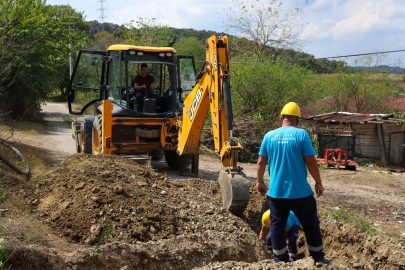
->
[218,168,249,215]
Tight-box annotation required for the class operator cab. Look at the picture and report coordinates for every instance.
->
[67,45,197,117]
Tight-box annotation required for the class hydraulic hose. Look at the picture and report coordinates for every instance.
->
[222,73,234,132]
[0,140,30,176]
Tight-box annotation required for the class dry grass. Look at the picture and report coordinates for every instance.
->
[0,121,46,137]
[0,197,73,269]
[0,141,52,178]
[62,117,74,124]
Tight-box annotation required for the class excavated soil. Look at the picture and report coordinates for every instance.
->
[12,154,263,245]
[5,153,269,269]
[3,153,405,269]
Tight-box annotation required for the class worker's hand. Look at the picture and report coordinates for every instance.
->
[315,183,324,198]
[257,182,267,197]
[141,84,146,88]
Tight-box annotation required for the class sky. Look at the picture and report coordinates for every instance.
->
[47,0,405,66]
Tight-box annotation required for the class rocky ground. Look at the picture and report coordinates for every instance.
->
[1,153,404,269]
[1,103,405,269]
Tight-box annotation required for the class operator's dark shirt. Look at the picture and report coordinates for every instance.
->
[133,75,155,94]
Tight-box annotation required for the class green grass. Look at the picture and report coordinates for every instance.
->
[319,163,328,170]
[212,245,244,257]
[321,208,376,235]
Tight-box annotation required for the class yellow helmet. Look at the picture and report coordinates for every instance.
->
[280,102,301,118]
[262,210,271,227]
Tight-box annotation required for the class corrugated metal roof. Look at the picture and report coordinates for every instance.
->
[303,112,392,123]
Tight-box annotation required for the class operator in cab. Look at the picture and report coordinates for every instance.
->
[133,63,160,112]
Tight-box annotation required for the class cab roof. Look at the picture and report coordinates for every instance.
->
[107,44,176,53]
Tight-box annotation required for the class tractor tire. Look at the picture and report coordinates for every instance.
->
[76,132,82,153]
[92,115,103,155]
[164,150,192,169]
[148,150,164,160]
[80,115,95,154]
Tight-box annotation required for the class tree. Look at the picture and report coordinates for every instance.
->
[0,0,87,117]
[89,31,123,51]
[230,54,315,128]
[224,0,306,55]
[124,18,176,47]
[173,37,205,61]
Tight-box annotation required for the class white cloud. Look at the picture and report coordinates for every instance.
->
[108,0,230,30]
[323,0,405,41]
[301,22,330,39]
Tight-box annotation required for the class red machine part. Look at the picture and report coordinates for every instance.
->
[316,148,357,170]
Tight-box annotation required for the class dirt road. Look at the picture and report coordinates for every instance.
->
[40,103,76,163]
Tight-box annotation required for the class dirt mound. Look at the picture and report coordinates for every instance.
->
[15,154,259,243]
[318,218,405,270]
[6,153,405,269]
[7,153,269,267]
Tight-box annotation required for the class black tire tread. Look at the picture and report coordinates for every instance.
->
[92,115,103,155]
[81,115,95,154]
[164,150,192,169]
[148,150,164,160]
[76,133,82,153]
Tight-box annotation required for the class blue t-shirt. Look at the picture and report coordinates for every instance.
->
[286,211,301,230]
[259,126,315,199]
[263,210,301,231]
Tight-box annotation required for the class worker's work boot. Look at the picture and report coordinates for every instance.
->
[289,253,297,261]
[266,246,273,254]
[317,257,331,265]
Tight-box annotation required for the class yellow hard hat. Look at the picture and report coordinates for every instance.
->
[280,102,301,118]
[262,210,271,227]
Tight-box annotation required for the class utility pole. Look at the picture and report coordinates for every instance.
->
[69,43,73,78]
[97,0,108,24]
[69,26,73,79]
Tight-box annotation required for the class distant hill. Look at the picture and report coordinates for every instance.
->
[355,65,404,74]
[87,20,126,35]
[85,21,352,74]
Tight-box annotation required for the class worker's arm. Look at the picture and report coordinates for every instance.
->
[151,81,157,90]
[304,155,324,198]
[257,155,268,196]
[259,226,267,241]
[134,83,146,90]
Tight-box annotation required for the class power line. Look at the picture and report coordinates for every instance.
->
[97,0,108,23]
[195,49,405,64]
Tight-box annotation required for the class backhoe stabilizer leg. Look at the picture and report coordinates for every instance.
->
[218,168,249,215]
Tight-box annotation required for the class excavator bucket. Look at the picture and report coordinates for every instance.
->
[218,168,250,215]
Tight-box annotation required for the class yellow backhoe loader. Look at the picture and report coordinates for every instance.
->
[68,36,250,214]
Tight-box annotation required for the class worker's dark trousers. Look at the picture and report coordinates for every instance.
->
[269,195,325,263]
[288,225,300,260]
[265,224,300,260]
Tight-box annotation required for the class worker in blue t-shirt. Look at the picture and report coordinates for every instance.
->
[260,209,301,261]
[256,102,331,265]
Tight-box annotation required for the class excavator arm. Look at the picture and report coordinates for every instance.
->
[177,36,249,214]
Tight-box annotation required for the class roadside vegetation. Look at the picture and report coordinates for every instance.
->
[0,1,403,163]
[321,208,377,235]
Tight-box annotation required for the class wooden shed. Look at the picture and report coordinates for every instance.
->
[303,112,405,167]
